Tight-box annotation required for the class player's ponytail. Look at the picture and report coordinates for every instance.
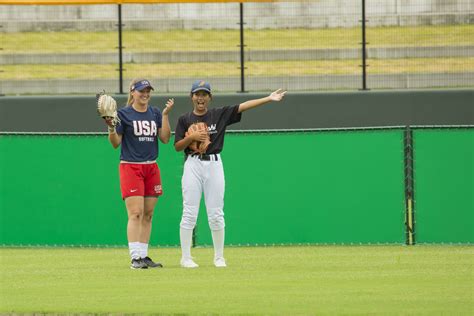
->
[126,78,141,106]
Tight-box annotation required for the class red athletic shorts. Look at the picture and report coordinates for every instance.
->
[119,163,163,199]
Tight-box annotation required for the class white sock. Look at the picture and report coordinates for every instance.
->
[180,227,194,260]
[128,242,141,260]
[139,242,148,258]
[211,229,225,260]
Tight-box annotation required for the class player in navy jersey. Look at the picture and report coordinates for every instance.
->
[174,80,286,268]
[104,78,174,269]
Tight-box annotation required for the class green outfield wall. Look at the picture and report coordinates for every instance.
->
[0,129,472,246]
[413,129,474,243]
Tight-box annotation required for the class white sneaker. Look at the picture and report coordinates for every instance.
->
[214,257,227,268]
[180,258,199,268]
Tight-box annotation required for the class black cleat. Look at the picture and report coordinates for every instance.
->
[142,256,163,268]
[130,258,148,269]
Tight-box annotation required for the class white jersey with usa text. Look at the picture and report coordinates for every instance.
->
[116,105,162,162]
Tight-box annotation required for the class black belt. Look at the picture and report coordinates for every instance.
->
[189,153,219,161]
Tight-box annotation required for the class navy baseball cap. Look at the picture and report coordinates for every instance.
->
[131,79,154,92]
[191,80,211,94]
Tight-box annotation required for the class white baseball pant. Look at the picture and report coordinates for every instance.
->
[180,154,225,231]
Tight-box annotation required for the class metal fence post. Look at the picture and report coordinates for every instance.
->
[404,125,416,245]
[117,4,124,94]
[238,3,247,93]
[360,0,369,90]
[0,24,4,96]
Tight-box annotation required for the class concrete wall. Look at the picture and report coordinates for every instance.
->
[1,1,473,21]
[2,46,473,65]
[1,73,474,95]
[1,0,473,32]
[1,89,472,133]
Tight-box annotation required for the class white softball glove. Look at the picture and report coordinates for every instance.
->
[96,91,120,127]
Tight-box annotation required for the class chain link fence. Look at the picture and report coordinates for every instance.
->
[0,0,473,95]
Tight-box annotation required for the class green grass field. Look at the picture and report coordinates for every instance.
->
[1,25,472,53]
[1,246,472,315]
[0,25,472,81]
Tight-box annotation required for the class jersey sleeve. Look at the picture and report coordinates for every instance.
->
[174,115,187,144]
[221,104,242,126]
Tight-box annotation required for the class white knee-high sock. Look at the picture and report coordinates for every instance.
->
[129,242,141,260]
[180,228,194,259]
[211,229,225,260]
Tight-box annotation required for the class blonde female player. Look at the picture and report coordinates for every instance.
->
[174,80,286,268]
[104,79,174,269]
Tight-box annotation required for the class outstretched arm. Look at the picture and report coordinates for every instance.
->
[237,89,286,113]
